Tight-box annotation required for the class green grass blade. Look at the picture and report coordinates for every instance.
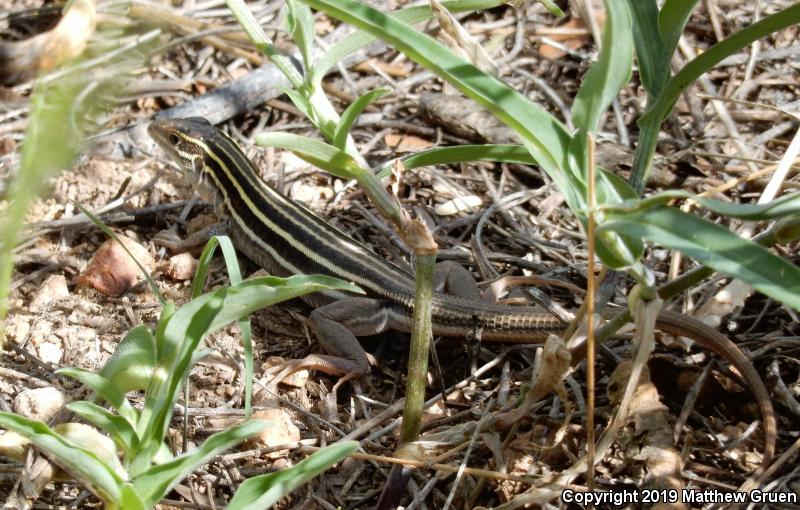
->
[191,235,254,415]
[631,2,800,192]
[568,0,634,213]
[599,205,800,310]
[215,236,242,285]
[538,0,566,17]
[286,0,316,69]
[98,324,158,393]
[67,402,140,459]
[257,132,401,220]
[571,0,632,135]
[138,290,225,460]
[212,236,253,415]
[0,80,86,340]
[192,236,242,296]
[192,237,221,299]
[625,0,667,96]
[139,275,362,462]
[282,86,316,123]
[118,484,147,510]
[227,441,358,509]
[375,145,639,205]
[311,0,507,84]
[256,132,364,179]
[224,0,304,88]
[605,190,800,220]
[658,0,699,60]
[301,0,580,207]
[202,275,362,335]
[133,420,266,506]
[0,412,124,503]
[374,144,536,177]
[642,3,800,129]
[334,87,391,149]
[57,367,138,425]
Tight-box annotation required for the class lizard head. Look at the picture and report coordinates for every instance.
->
[148,117,222,204]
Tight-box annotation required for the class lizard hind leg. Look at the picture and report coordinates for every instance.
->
[266,298,397,388]
[290,263,485,381]
[434,260,483,301]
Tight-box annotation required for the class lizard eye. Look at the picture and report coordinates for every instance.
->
[169,133,180,145]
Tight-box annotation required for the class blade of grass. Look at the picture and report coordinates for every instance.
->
[67,401,140,459]
[300,0,580,208]
[57,367,138,425]
[375,145,537,177]
[0,413,124,503]
[192,235,254,414]
[631,2,800,191]
[137,275,362,465]
[227,441,358,509]
[334,87,391,149]
[97,324,157,393]
[658,0,700,60]
[311,0,508,84]
[599,205,800,310]
[257,132,401,225]
[571,0,632,135]
[626,0,667,97]
[286,0,315,69]
[133,420,267,506]
[0,80,85,345]
[604,189,800,220]
[646,4,800,126]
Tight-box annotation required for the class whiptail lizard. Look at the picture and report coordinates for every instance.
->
[148,117,775,464]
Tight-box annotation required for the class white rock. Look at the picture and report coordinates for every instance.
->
[249,408,301,459]
[435,195,482,215]
[30,274,69,311]
[37,341,63,364]
[13,387,65,421]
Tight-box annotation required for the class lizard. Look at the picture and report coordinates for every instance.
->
[147,116,776,464]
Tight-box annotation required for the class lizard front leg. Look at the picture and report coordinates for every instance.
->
[153,221,229,254]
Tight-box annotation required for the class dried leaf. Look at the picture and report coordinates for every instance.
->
[538,12,605,60]
[384,133,433,152]
[430,0,498,75]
